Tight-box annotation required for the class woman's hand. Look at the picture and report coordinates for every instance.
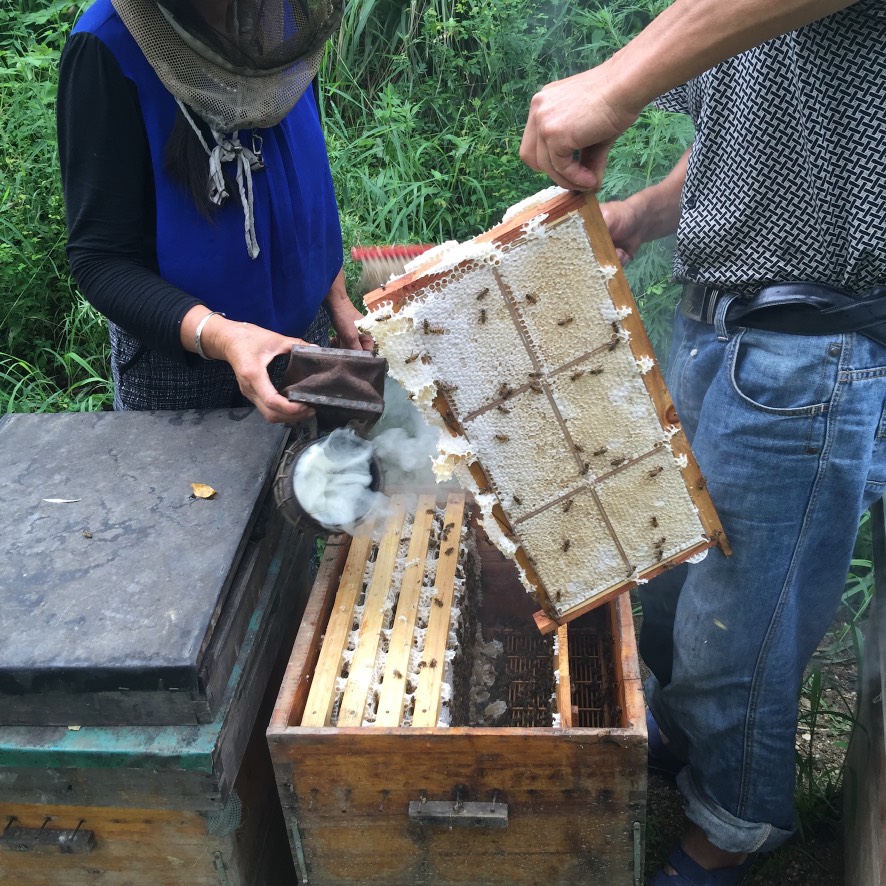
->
[214,321,318,423]
[324,270,374,351]
[181,308,316,423]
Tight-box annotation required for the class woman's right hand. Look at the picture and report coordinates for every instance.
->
[185,310,316,424]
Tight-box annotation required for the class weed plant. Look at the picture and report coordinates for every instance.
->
[0,0,107,410]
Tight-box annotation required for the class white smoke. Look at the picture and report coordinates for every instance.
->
[293,378,459,532]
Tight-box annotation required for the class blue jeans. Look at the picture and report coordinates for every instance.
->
[640,311,886,853]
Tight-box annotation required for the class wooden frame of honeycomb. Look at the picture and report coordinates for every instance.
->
[360,190,728,631]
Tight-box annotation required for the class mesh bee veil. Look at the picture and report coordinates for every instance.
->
[112,0,343,258]
[113,0,341,132]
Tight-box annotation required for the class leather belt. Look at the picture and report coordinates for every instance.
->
[680,282,886,347]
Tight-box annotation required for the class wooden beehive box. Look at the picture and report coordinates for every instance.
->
[0,411,310,885]
[267,493,647,886]
[359,189,727,629]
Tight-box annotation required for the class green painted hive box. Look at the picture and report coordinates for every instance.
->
[0,410,311,885]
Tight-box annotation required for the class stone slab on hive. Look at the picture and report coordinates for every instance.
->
[360,189,727,628]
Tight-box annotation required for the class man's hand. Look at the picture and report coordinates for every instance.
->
[520,65,642,192]
[600,149,691,259]
[600,200,646,266]
[520,0,857,191]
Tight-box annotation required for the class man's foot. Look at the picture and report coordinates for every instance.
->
[647,826,754,885]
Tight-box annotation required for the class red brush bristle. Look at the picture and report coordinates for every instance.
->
[350,244,433,262]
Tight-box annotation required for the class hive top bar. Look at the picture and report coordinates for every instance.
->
[359,189,728,630]
[0,409,286,720]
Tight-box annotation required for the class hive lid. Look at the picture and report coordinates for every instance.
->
[360,189,728,630]
[0,409,287,725]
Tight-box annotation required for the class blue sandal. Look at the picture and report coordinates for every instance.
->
[647,845,755,885]
[646,708,686,778]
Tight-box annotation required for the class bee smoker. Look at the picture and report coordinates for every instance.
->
[273,345,388,533]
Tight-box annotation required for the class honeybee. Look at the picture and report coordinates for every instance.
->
[420,353,432,365]
[476,288,489,300]
[433,597,445,608]
[563,500,574,513]
[479,309,487,324]
[374,313,392,322]
[557,317,574,327]
[579,462,591,476]
[496,404,511,414]
[593,446,608,456]
[494,434,510,443]
[696,477,708,490]
[405,353,419,364]
[647,466,664,478]
[588,366,604,375]
[525,292,538,305]
[512,494,522,505]
[498,382,514,400]
[529,381,543,393]
[610,456,627,467]
[650,515,659,528]
[573,443,584,454]
[429,658,438,669]
[562,539,571,553]
[607,337,619,351]
[570,369,586,381]
[393,669,403,679]
[444,546,455,556]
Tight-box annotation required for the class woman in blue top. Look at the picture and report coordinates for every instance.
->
[57,0,370,423]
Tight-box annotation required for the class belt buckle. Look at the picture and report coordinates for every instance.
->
[681,284,722,323]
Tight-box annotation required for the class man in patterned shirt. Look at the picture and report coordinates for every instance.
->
[522,0,884,883]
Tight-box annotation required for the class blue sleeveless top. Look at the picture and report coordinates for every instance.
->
[72,0,343,337]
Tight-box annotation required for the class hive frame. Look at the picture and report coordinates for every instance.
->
[361,190,728,632]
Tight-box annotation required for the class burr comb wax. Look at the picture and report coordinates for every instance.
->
[293,428,378,530]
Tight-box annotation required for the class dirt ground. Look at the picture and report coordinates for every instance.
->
[639,623,857,885]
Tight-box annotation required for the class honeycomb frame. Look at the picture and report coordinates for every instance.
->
[360,190,728,631]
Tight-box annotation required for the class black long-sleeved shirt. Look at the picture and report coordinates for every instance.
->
[58,32,202,358]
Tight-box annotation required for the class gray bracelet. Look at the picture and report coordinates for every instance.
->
[194,311,226,360]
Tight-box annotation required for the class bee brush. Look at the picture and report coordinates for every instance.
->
[351,244,434,295]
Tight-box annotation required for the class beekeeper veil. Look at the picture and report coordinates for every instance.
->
[113,0,342,256]
[114,0,340,130]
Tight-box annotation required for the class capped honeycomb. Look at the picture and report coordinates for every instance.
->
[358,189,727,627]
